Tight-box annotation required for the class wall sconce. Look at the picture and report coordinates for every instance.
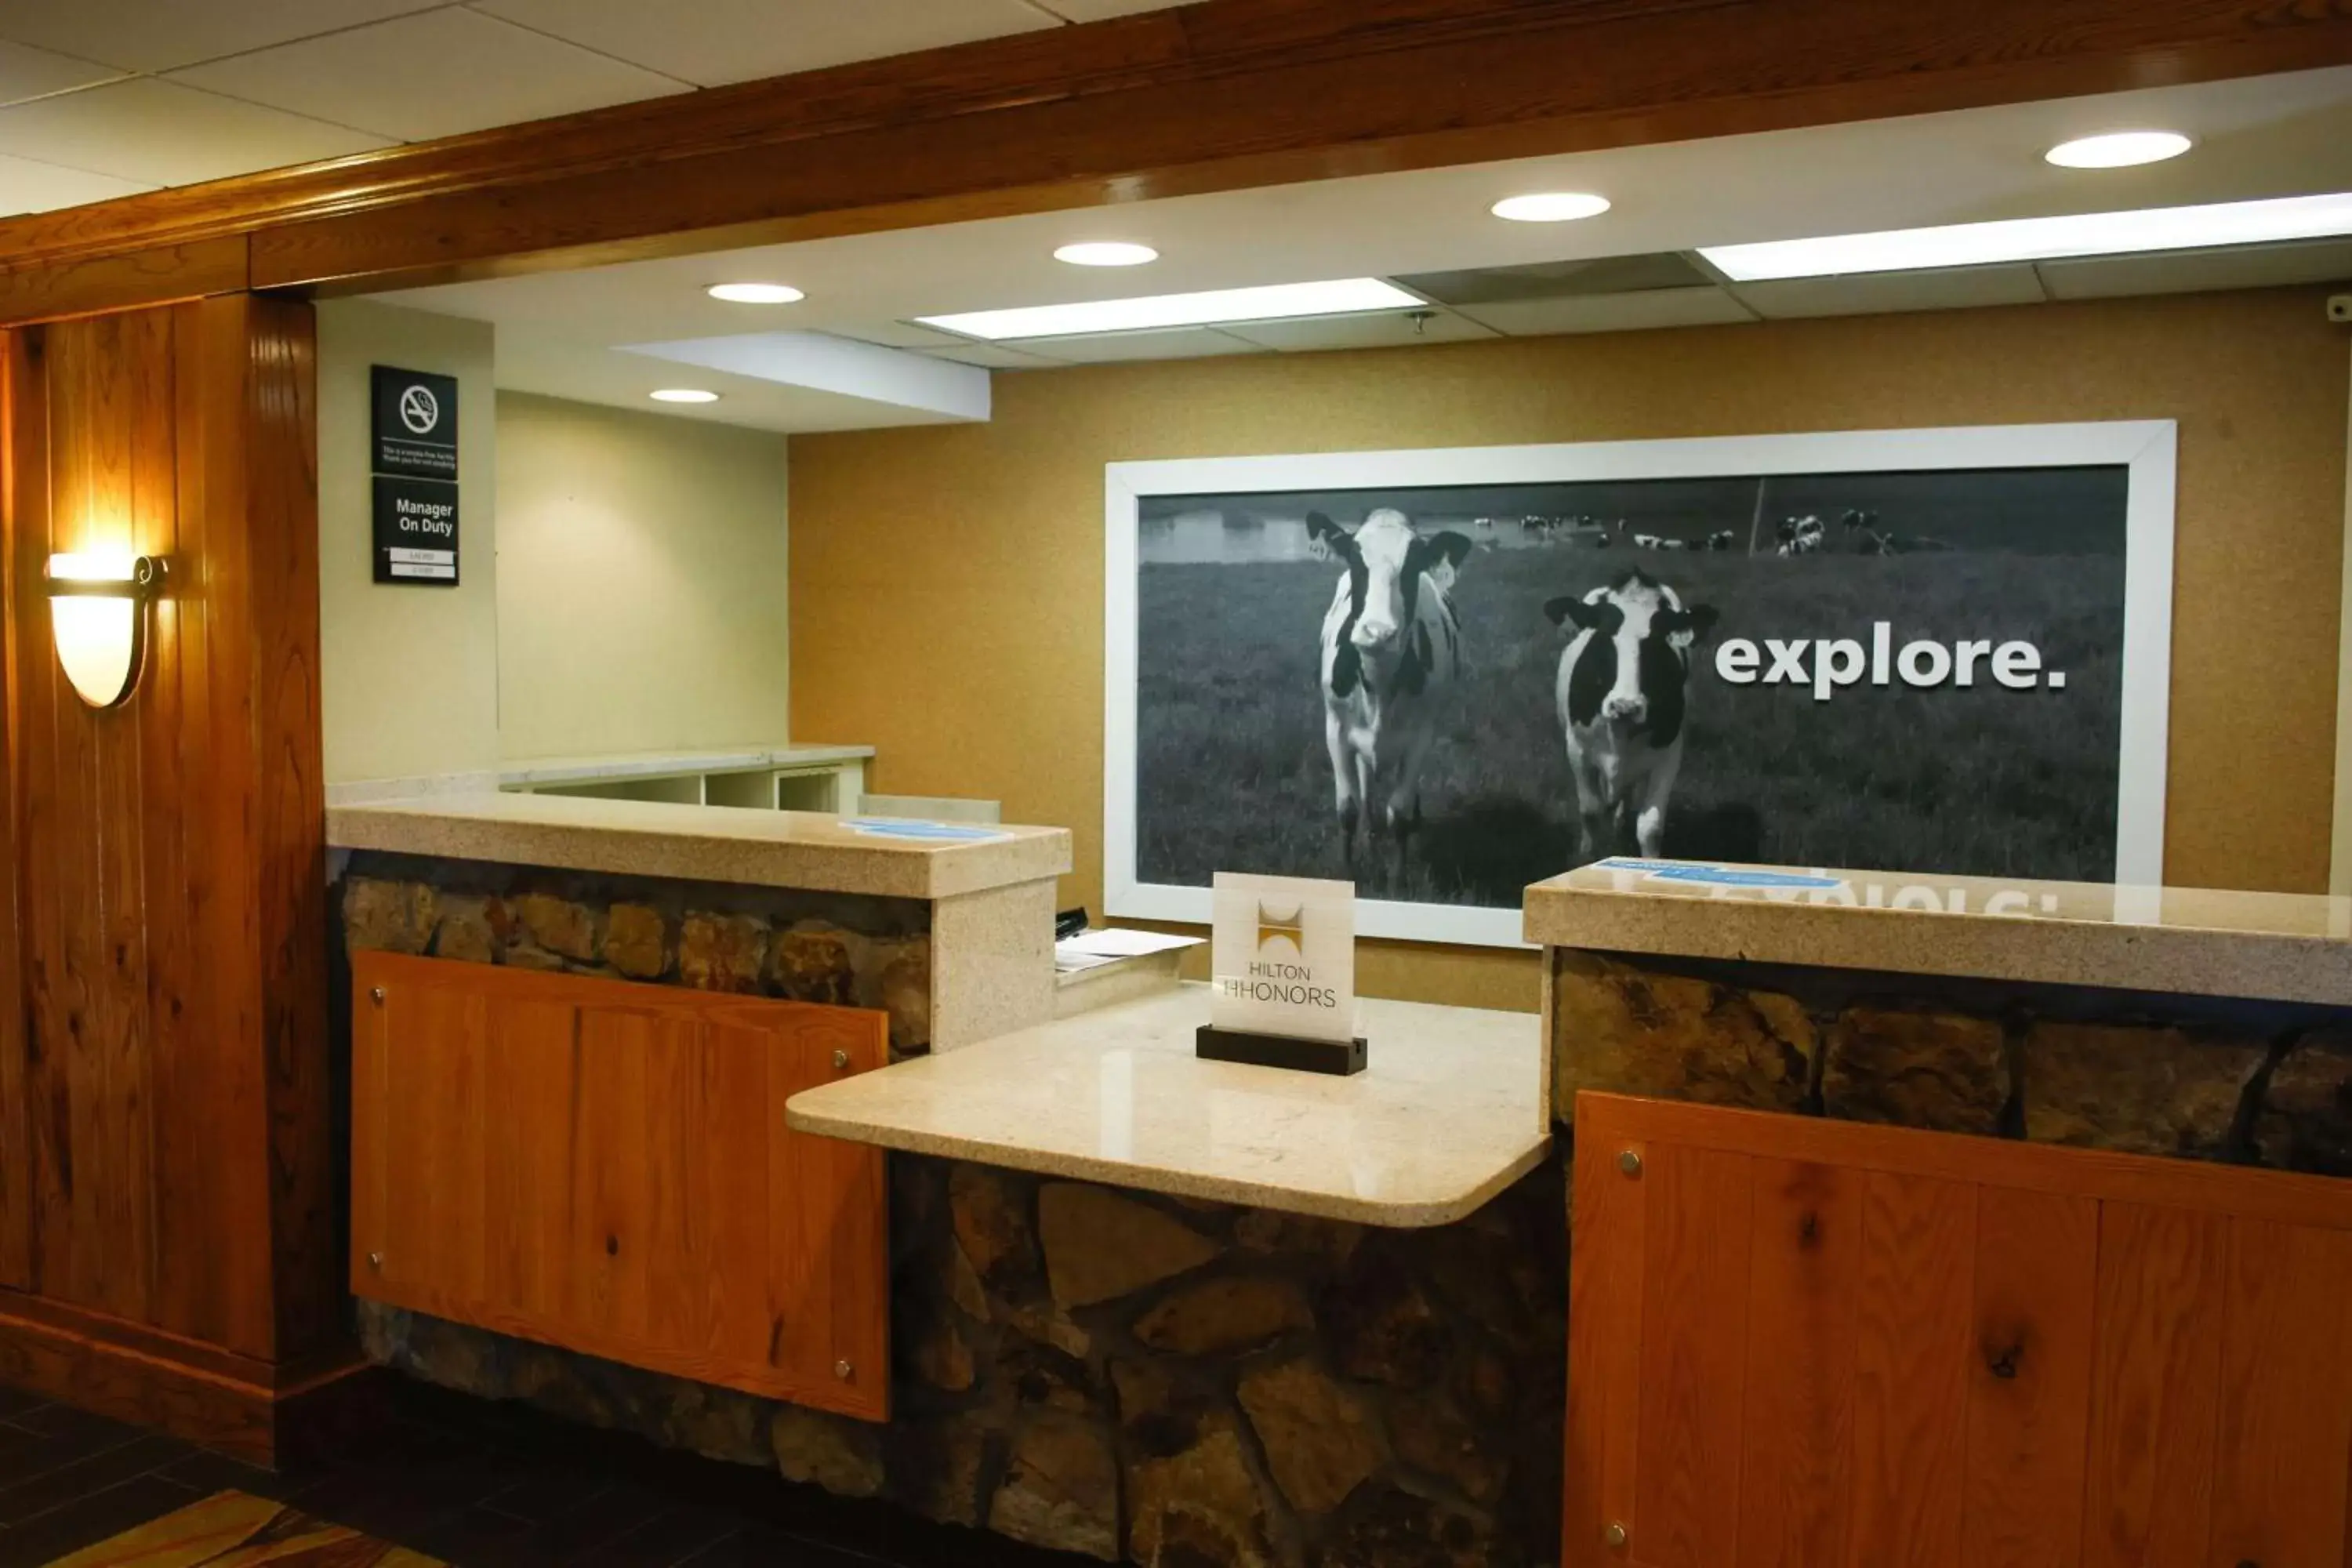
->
[45,551,169,710]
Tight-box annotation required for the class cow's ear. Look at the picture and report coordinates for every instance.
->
[1419,531,1475,590]
[1305,511,1356,563]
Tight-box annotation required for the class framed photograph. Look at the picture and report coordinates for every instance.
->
[1104,423,2176,948]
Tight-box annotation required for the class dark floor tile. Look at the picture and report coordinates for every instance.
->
[0,1388,44,1423]
[291,1442,534,1544]
[0,1403,143,1449]
[416,1483,681,1568]
[151,1446,339,1507]
[0,1433,190,1526]
[564,1505,745,1568]
[673,1526,891,1568]
[0,1474,204,1568]
[0,1407,154,1494]
[476,1463,614,1524]
[398,1501,545,1566]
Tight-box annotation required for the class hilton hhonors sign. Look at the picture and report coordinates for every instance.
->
[1209,872,1357,1044]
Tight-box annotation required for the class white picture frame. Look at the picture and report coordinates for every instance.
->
[1104,421,2176,949]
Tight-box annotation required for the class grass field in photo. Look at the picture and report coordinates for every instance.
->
[1134,545,2124,906]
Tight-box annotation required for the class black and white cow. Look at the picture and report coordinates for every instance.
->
[1308,510,1472,868]
[1544,572,1719,858]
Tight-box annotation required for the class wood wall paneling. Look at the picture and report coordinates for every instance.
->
[0,297,343,1462]
[1566,1094,2352,1568]
[0,0,2345,307]
[349,953,891,1421]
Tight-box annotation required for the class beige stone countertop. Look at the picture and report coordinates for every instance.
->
[1526,858,2352,1006]
[786,983,1548,1227]
[499,742,874,787]
[327,791,1072,901]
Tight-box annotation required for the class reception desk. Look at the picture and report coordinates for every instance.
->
[325,796,1562,1566]
[1527,858,2352,1568]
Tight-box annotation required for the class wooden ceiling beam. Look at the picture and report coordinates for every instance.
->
[1,0,2349,311]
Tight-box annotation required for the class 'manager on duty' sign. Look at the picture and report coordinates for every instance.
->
[369,364,460,586]
[373,477,459,584]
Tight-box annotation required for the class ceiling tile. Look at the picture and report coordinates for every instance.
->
[172,9,686,142]
[1024,0,1185,18]
[1455,288,1755,336]
[0,78,390,186]
[921,343,1069,368]
[1219,308,1497,352]
[1000,327,1265,362]
[0,151,149,216]
[833,321,977,350]
[0,0,446,74]
[468,0,1058,88]
[2039,238,2352,300]
[1733,264,2046,320]
[0,40,122,107]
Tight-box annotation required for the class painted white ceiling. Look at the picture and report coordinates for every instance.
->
[0,0,1183,212]
[370,66,2352,433]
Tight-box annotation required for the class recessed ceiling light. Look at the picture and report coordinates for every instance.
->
[706,281,805,304]
[1699,191,2352,281]
[1054,241,1159,267]
[2045,131,2194,169]
[649,388,720,403]
[916,278,1423,341]
[1490,192,1612,223]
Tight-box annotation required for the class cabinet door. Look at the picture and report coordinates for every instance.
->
[1566,1094,2352,1568]
[351,951,889,1420]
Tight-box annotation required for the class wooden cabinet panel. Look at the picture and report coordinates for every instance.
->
[1630,1146,1751,1568]
[1735,1159,1860,1568]
[1846,1171,1973,1568]
[1567,1094,2352,1568]
[2209,1221,2352,1568]
[2082,1203,2225,1568]
[1963,1188,2099,1568]
[351,952,889,1421]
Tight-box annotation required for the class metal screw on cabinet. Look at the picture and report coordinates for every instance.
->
[834,1359,854,1380]
[1605,1523,1628,1549]
[832,1049,851,1070]
[369,986,386,1005]
[1617,1149,1642,1178]
[368,1252,383,1270]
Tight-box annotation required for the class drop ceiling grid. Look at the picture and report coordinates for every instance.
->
[0,0,1191,212]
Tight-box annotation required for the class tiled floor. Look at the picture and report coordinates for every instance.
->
[0,1379,1086,1568]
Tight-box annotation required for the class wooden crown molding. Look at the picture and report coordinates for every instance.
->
[1,0,2350,310]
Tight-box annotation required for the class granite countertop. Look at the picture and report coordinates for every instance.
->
[499,742,874,788]
[1525,857,2352,1006]
[327,791,1072,901]
[786,982,1548,1227]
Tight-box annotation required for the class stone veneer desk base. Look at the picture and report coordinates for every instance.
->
[786,982,1547,1227]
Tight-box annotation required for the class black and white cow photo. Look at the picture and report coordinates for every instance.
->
[1131,465,2131,913]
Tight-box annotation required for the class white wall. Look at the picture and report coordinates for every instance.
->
[495,392,791,760]
[317,299,500,789]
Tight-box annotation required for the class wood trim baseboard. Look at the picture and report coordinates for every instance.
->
[0,1290,370,1465]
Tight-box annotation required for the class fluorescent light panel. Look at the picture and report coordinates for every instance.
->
[1701,191,2352,281]
[916,277,1422,340]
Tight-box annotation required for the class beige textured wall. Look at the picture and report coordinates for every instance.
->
[317,299,500,786]
[495,393,792,761]
[790,288,2352,1012]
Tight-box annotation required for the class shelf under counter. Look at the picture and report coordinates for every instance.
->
[785,982,1548,1228]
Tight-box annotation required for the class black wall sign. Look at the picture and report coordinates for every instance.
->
[373,477,459,586]
[372,365,458,480]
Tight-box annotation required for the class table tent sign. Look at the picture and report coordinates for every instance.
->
[1200,872,1365,1076]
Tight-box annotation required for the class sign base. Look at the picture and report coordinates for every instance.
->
[1196,1024,1367,1077]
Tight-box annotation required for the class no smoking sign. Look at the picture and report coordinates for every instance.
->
[372,365,457,480]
